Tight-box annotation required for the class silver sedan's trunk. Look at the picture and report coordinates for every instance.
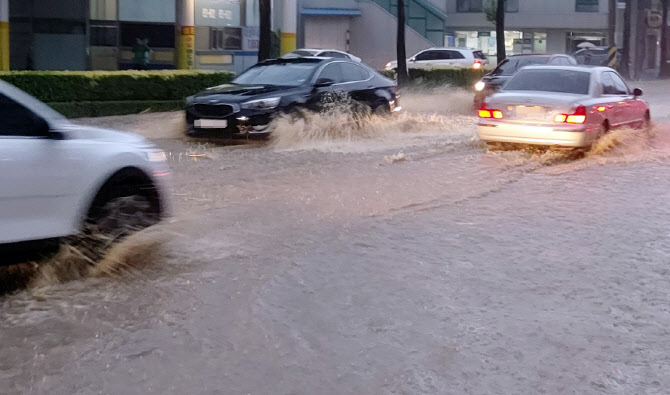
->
[484,92,585,124]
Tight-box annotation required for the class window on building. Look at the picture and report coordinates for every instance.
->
[33,19,86,35]
[90,0,117,21]
[90,21,118,47]
[120,23,175,48]
[458,0,517,13]
[576,0,599,12]
[118,0,176,23]
[457,0,483,12]
[506,0,519,12]
[210,27,242,50]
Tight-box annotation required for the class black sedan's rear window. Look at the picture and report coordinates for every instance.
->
[493,56,550,76]
[503,69,591,95]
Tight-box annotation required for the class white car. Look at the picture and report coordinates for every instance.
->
[0,80,172,259]
[386,47,489,70]
[477,66,650,148]
[283,49,362,63]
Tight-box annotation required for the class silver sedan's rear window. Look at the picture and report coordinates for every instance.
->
[503,69,591,95]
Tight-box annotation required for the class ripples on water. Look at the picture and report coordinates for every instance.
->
[3,88,670,296]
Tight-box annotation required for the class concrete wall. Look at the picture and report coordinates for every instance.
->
[349,1,434,68]
[545,29,567,54]
[445,0,608,30]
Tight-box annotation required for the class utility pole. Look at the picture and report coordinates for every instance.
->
[608,0,616,46]
[177,0,195,70]
[0,0,8,71]
[495,0,506,63]
[661,0,670,76]
[281,0,297,55]
[621,0,632,78]
[396,0,408,86]
[258,0,271,61]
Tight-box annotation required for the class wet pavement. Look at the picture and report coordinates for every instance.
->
[2,85,670,394]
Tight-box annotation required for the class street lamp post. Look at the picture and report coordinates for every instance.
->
[177,0,195,70]
[0,0,8,71]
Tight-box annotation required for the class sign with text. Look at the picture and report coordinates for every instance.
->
[242,27,259,51]
[195,0,241,27]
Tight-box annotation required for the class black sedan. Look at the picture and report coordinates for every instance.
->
[473,54,577,108]
[185,57,400,138]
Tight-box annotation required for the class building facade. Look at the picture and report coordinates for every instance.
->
[445,0,609,62]
[9,0,262,73]
[294,0,447,68]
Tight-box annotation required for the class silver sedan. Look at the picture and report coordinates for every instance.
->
[477,66,650,148]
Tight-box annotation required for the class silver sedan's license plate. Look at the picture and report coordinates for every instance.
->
[195,119,228,128]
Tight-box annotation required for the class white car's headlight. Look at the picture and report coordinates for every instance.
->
[146,150,167,163]
[241,97,281,110]
[475,81,486,91]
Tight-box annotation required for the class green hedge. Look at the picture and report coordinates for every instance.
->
[380,68,489,89]
[0,70,234,103]
[48,100,185,119]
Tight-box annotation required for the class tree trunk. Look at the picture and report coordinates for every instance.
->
[258,0,272,62]
[634,0,647,79]
[621,0,632,78]
[496,0,506,63]
[396,0,409,86]
[661,0,670,77]
[608,0,617,47]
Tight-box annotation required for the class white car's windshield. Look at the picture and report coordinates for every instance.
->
[504,69,591,95]
[234,63,318,87]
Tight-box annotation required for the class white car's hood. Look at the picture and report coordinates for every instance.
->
[54,122,149,145]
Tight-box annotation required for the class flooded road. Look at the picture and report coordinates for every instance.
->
[3,85,670,394]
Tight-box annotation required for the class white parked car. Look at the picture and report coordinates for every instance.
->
[283,49,362,63]
[386,47,489,71]
[0,80,172,261]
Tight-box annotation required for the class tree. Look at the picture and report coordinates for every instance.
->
[258,0,272,62]
[484,1,506,64]
[661,0,670,77]
[495,0,506,63]
[608,0,616,48]
[396,0,409,86]
[620,0,632,78]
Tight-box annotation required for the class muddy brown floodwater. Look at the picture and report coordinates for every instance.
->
[3,85,670,394]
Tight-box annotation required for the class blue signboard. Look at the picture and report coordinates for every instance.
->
[195,0,241,27]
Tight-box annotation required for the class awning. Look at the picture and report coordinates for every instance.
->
[300,8,362,16]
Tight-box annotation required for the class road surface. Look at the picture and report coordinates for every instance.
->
[2,83,670,394]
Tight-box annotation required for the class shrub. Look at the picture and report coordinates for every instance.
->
[379,67,489,89]
[48,100,185,119]
[0,70,234,103]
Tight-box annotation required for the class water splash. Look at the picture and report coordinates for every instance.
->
[0,228,167,296]
[269,89,476,152]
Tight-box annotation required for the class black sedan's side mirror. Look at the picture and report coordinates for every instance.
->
[633,88,643,97]
[314,78,334,88]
